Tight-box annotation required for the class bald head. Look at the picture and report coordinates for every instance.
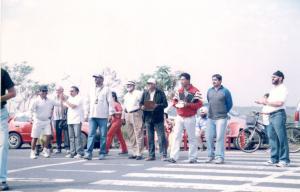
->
[56,86,64,95]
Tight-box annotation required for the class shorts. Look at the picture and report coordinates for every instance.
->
[31,120,52,138]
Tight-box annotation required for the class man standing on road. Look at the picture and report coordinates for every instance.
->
[168,73,203,163]
[140,78,168,161]
[1,68,16,191]
[206,74,233,164]
[84,74,114,160]
[122,81,144,160]
[53,86,70,154]
[63,86,84,158]
[30,85,62,159]
[256,71,290,167]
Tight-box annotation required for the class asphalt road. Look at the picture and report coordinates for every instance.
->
[6,148,300,192]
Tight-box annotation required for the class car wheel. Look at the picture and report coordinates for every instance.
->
[9,132,22,149]
[81,132,87,149]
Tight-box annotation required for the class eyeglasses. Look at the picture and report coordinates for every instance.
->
[41,90,48,93]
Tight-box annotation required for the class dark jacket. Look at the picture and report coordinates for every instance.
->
[140,88,168,124]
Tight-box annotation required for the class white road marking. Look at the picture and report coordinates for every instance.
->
[8,160,85,173]
[147,167,274,175]
[181,160,300,166]
[47,169,116,173]
[84,163,143,167]
[123,172,300,184]
[59,189,139,192]
[92,179,300,192]
[167,163,293,170]
[8,177,74,183]
[91,179,236,191]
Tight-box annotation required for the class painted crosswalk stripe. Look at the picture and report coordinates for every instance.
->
[147,167,275,175]
[47,169,115,173]
[91,180,237,191]
[92,179,300,192]
[123,172,300,184]
[180,160,300,166]
[84,163,143,167]
[167,163,293,170]
[8,177,74,183]
[59,189,139,192]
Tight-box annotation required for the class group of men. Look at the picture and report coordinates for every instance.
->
[0,68,292,191]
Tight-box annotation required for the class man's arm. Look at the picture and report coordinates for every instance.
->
[0,87,16,101]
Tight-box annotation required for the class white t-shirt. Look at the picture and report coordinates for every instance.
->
[30,96,60,121]
[123,90,143,112]
[66,95,84,124]
[266,84,288,113]
[150,90,156,101]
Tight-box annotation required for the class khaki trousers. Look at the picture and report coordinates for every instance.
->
[125,111,144,156]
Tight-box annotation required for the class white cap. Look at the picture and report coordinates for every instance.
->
[126,80,136,86]
[147,78,156,84]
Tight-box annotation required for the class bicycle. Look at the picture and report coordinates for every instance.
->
[236,111,269,153]
[237,111,300,153]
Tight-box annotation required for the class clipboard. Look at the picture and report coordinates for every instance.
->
[144,101,156,111]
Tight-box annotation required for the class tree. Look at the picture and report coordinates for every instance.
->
[2,62,55,112]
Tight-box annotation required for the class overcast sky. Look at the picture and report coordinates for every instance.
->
[1,0,300,106]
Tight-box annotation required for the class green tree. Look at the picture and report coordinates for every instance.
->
[2,62,55,112]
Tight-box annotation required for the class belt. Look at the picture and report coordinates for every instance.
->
[125,109,140,113]
[269,109,285,116]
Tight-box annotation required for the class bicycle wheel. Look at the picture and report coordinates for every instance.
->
[287,127,300,153]
[237,128,262,153]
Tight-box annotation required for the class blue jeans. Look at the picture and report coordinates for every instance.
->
[86,118,108,155]
[267,110,290,163]
[0,107,9,182]
[206,118,228,160]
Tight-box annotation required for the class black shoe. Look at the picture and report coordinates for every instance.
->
[145,157,156,161]
[168,158,176,163]
[136,156,143,160]
[128,155,137,159]
[0,182,9,191]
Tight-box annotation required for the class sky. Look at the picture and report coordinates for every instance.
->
[1,0,300,106]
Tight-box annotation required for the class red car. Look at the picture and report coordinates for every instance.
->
[8,113,89,149]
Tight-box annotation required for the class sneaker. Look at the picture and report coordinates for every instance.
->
[136,156,144,160]
[42,149,50,158]
[74,154,83,159]
[161,156,168,161]
[98,154,105,160]
[205,157,214,163]
[215,158,224,164]
[189,159,198,164]
[65,154,74,158]
[65,150,71,155]
[264,160,278,166]
[83,153,92,160]
[276,161,290,167]
[30,150,38,159]
[0,182,9,191]
[145,157,156,161]
[128,155,137,159]
[55,149,62,154]
[168,158,176,163]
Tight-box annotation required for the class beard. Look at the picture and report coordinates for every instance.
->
[272,79,280,85]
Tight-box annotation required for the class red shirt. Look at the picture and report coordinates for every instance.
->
[113,102,123,119]
[172,84,203,117]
